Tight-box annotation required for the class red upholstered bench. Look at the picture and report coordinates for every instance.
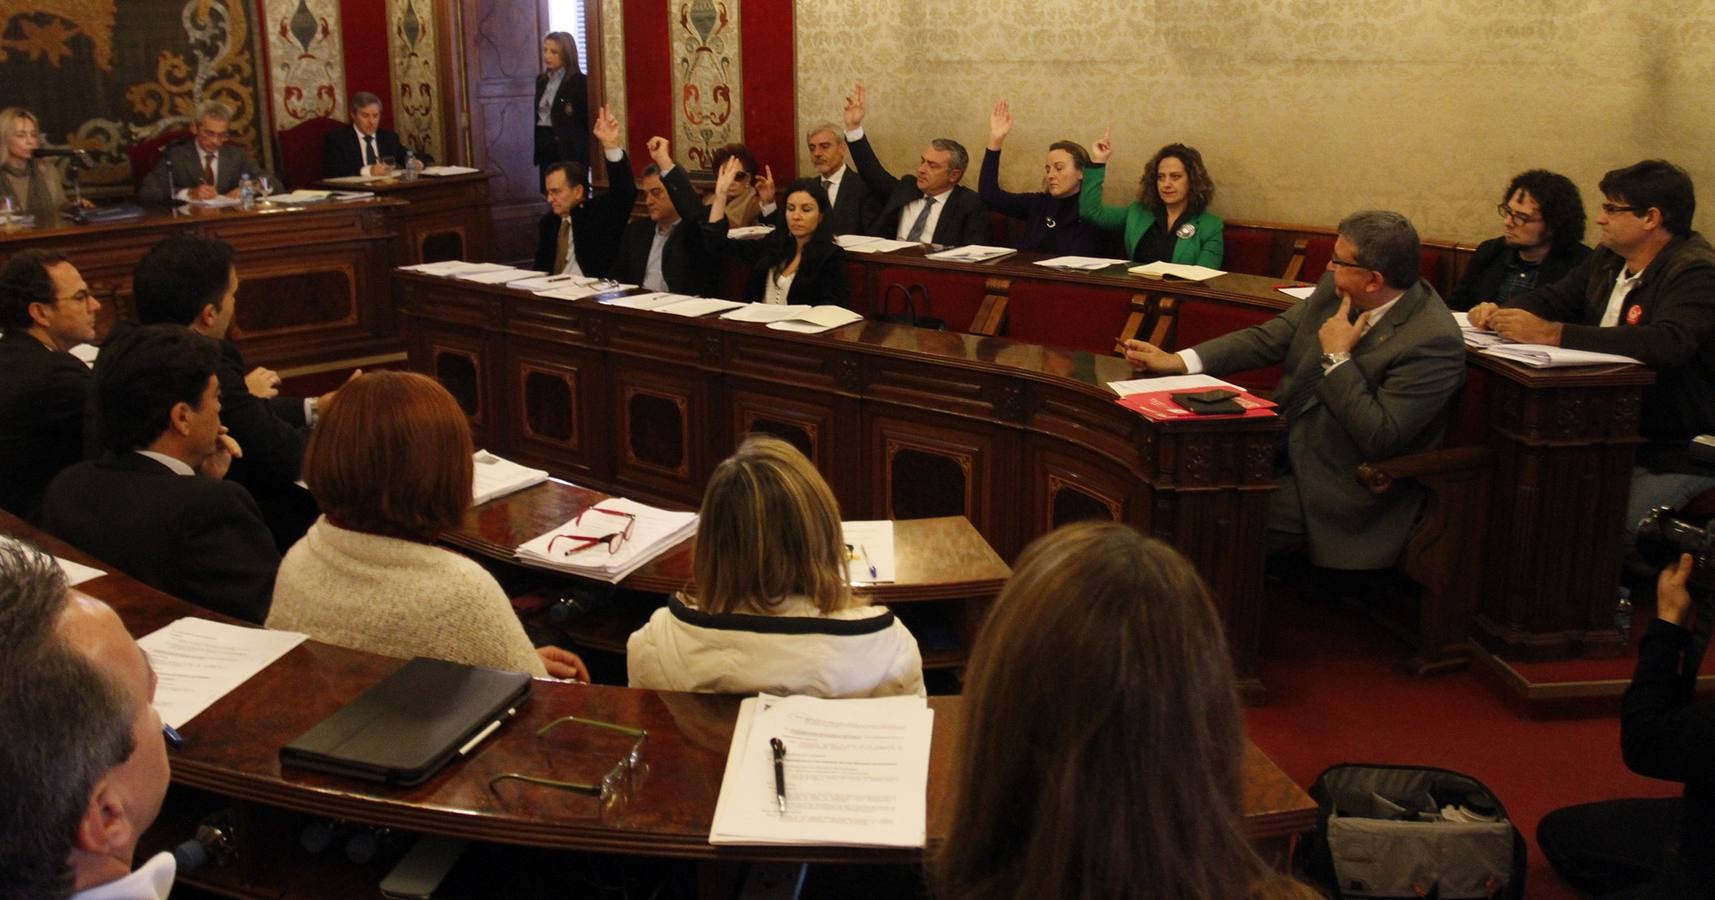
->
[1169,299,1283,394]
[874,266,990,332]
[1223,227,1277,277]
[1003,281,1134,354]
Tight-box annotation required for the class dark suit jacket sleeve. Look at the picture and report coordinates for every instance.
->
[807,245,852,308]
[702,217,766,266]
[1315,307,1466,460]
[977,148,1032,220]
[1448,238,1505,311]
[180,482,280,624]
[952,191,990,245]
[217,356,308,482]
[1621,618,1715,780]
[661,164,706,227]
[613,222,648,285]
[845,135,900,200]
[534,211,560,273]
[323,129,361,177]
[268,395,309,428]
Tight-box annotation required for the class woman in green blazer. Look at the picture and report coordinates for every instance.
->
[1079,130,1223,267]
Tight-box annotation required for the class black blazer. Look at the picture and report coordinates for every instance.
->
[613,165,718,297]
[846,135,988,245]
[534,68,590,166]
[41,453,280,623]
[1447,236,1591,312]
[824,167,881,235]
[704,219,852,308]
[0,332,91,522]
[323,125,429,178]
[214,340,320,549]
[532,151,638,277]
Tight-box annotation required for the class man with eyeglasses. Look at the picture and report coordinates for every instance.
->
[1469,160,1715,537]
[1447,169,1591,312]
[1120,210,1464,572]
[139,101,275,205]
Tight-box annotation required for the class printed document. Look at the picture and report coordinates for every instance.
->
[137,618,307,728]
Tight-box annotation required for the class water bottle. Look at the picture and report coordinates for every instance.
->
[402,149,417,181]
[0,195,14,223]
[1615,586,1634,638]
[239,174,255,211]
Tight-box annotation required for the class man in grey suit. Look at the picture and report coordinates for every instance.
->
[139,101,274,205]
[1121,210,1465,570]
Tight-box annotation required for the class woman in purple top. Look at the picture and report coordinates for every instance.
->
[978,100,1105,257]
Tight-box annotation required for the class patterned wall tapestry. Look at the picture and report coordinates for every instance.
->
[670,0,742,173]
[386,0,442,161]
[264,0,346,127]
[0,0,268,191]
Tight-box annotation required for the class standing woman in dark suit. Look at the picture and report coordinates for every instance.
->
[533,31,589,190]
[705,157,851,308]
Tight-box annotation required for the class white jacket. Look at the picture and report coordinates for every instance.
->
[626,594,925,698]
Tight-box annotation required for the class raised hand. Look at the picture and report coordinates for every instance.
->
[714,156,743,195]
[1091,126,1113,164]
[592,105,621,150]
[646,135,673,170]
[843,82,866,131]
[755,164,775,207]
[987,99,1012,150]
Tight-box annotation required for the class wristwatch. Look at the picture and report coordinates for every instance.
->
[1319,351,1351,371]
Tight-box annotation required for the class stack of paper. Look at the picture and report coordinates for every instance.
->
[1479,344,1642,368]
[420,165,481,177]
[454,267,546,284]
[267,190,333,205]
[1127,261,1226,281]
[322,173,391,185]
[329,190,375,202]
[471,450,548,506]
[515,496,698,582]
[926,244,1017,263]
[1034,256,1128,271]
[137,618,308,729]
[600,291,701,310]
[655,297,747,318]
[1451,312,1507,348]
[835,234,920,254]
[397,260,514,277]
[726,225,775,239]
[842,520,896,585]
[537,280,634,301]
[1277,284,1317,300]
[1107,373,1242,398]
[721,303,864,333]
[710,693,933,847]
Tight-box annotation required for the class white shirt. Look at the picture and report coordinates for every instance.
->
[763,267,795,304]
[71,851,175,900]
[538,68,563,126]
[1599,266,1644,327]
[1177,293,1403,375]
[644,220,678,292]
[820,166,846,208]
[353,124,380,166]
[136,450,194,476]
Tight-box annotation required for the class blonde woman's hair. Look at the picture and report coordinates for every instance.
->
[688,435,851,615]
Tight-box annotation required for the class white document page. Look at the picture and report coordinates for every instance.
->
[456,268,545,285]
[841,520,897,585]
[534,281,634,301]
[420,165,481,176]
[1277,285,1316,300]
[721,303,810,323]
[398,260,512,277]
[266,190,333,205]
[136,618,307,729]
[1480,344,1642,368]
[710,694,933,847]
[1107,374,1241,397]
[1127,261,1226,281]
[835,235,919,254]
[925,244,1016,263]
[600,291,698,310]
[1033,256,1129,271]
[471,450,549,506]
[54,556,106,586]
[766,307,864,334]
[322,173,391,185]
[726,225,775,239]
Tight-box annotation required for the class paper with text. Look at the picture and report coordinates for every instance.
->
[1107,374,1240,397]
[841,520,896,585]
[136,618,307,728]
[710,694,932,847]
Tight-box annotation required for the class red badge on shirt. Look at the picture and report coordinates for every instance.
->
[1625,304,1643,325]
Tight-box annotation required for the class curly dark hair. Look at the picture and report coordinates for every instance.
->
[710,143,758,178]
[1137,143,1215,216]
[1503,170,1587,253]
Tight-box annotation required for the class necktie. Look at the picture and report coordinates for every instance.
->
[202,152,216,187]
[822,177,832,190]
[363,135,377,167]
[553,217,571,274]
[905,196,936,242]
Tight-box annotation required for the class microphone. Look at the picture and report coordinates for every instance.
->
[32,147,94,169]
[171,809,236,871]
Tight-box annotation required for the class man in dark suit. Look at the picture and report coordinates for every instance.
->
[1123,210,1466,571]
[533,106,633,277]
[610,136,718,296]
[138,101,275,205]
[42,325,280,623]
[0,249,99,522]
[839,83,988,246]
[131,234,342,549]
[322,91,428,178]
[798,122,879,236]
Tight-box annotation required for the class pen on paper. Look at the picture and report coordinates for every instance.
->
[859,544,878,578]
[771,737,788,814]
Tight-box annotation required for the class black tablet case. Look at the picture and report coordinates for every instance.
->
[280,657,532,786]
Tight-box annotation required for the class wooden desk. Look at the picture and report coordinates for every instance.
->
[315,171,496,265]
[447,479,1013,667]
[0,201,407,372]
[836,247,1658,662]
[0,513,1315,894]
[398,272,1282,699]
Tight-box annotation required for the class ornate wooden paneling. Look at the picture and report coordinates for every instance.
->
[457,0,549,262]
[611,363,711,506]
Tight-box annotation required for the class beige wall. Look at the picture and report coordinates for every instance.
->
[792,0,1715,246]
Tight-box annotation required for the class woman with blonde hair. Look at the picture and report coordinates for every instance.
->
[0,108,70,226]
[266,371,588,680]
[626,435,923,697]
[936,521,1316,900]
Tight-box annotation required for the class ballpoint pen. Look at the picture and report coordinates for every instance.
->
[162,722,184,750]
[770,737,788,814]
[859,544,877,579]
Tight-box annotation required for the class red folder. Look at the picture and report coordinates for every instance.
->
[1116,389,1279,422]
